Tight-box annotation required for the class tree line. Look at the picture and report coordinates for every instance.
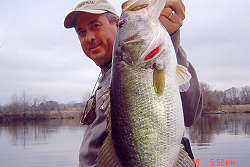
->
[200,82,250,112]
[1,84,250,119]
[0,91,86,123]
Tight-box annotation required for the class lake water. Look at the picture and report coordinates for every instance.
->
[186,113,250,167]
[0,113,249,167]
[0,119,86,167]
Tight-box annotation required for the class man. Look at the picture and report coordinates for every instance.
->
[64,0,202,166]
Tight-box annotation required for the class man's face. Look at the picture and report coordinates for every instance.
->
[75,13,118,67]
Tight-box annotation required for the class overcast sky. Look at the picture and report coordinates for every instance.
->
[0,0,249,105]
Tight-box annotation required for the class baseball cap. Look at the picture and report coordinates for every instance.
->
[64,0,119,28]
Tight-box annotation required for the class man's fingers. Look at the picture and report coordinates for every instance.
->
[179,0,186,12]
[164,0,185,21]
[159,12,182,35]
[160,8,182,23]
[158,0,186,35]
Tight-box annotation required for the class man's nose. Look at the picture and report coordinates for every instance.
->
[85,31,95,42]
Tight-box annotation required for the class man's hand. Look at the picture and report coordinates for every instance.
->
[159,0,186,35]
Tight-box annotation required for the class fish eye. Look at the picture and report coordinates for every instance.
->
[118,19,125,28]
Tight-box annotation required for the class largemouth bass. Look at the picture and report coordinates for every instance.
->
[97,0,193,166]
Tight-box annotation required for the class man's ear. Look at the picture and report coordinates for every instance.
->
[115,18,119,29]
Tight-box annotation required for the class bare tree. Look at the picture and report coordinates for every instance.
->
[20,91,30,114]
[200,82,220,112]
[30,94,48,112]
[9,93,20,114]
[241,86,250,104]
[213,90,224,104]
[224,87,241,105]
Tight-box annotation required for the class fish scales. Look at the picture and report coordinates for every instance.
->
[111,56,184,166]
[97,0,193,166]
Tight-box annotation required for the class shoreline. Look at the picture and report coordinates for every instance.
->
[204,104,250,114]
[1,104,250,123]
[0,109,83,124]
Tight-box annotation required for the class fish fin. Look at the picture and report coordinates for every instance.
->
[96,132,122,167]
[176,64,191,92]
[148,0,167,22]
[153,67,165,96]
[96,112,122,166]
[173,144,195,167]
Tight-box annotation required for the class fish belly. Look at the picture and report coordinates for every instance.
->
[111,63,184,166]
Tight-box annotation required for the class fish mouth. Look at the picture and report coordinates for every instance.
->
[122,0,149,12]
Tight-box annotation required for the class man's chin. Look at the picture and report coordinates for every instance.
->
[98,60,112,68]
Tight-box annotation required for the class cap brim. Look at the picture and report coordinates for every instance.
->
[64,10,107,28]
